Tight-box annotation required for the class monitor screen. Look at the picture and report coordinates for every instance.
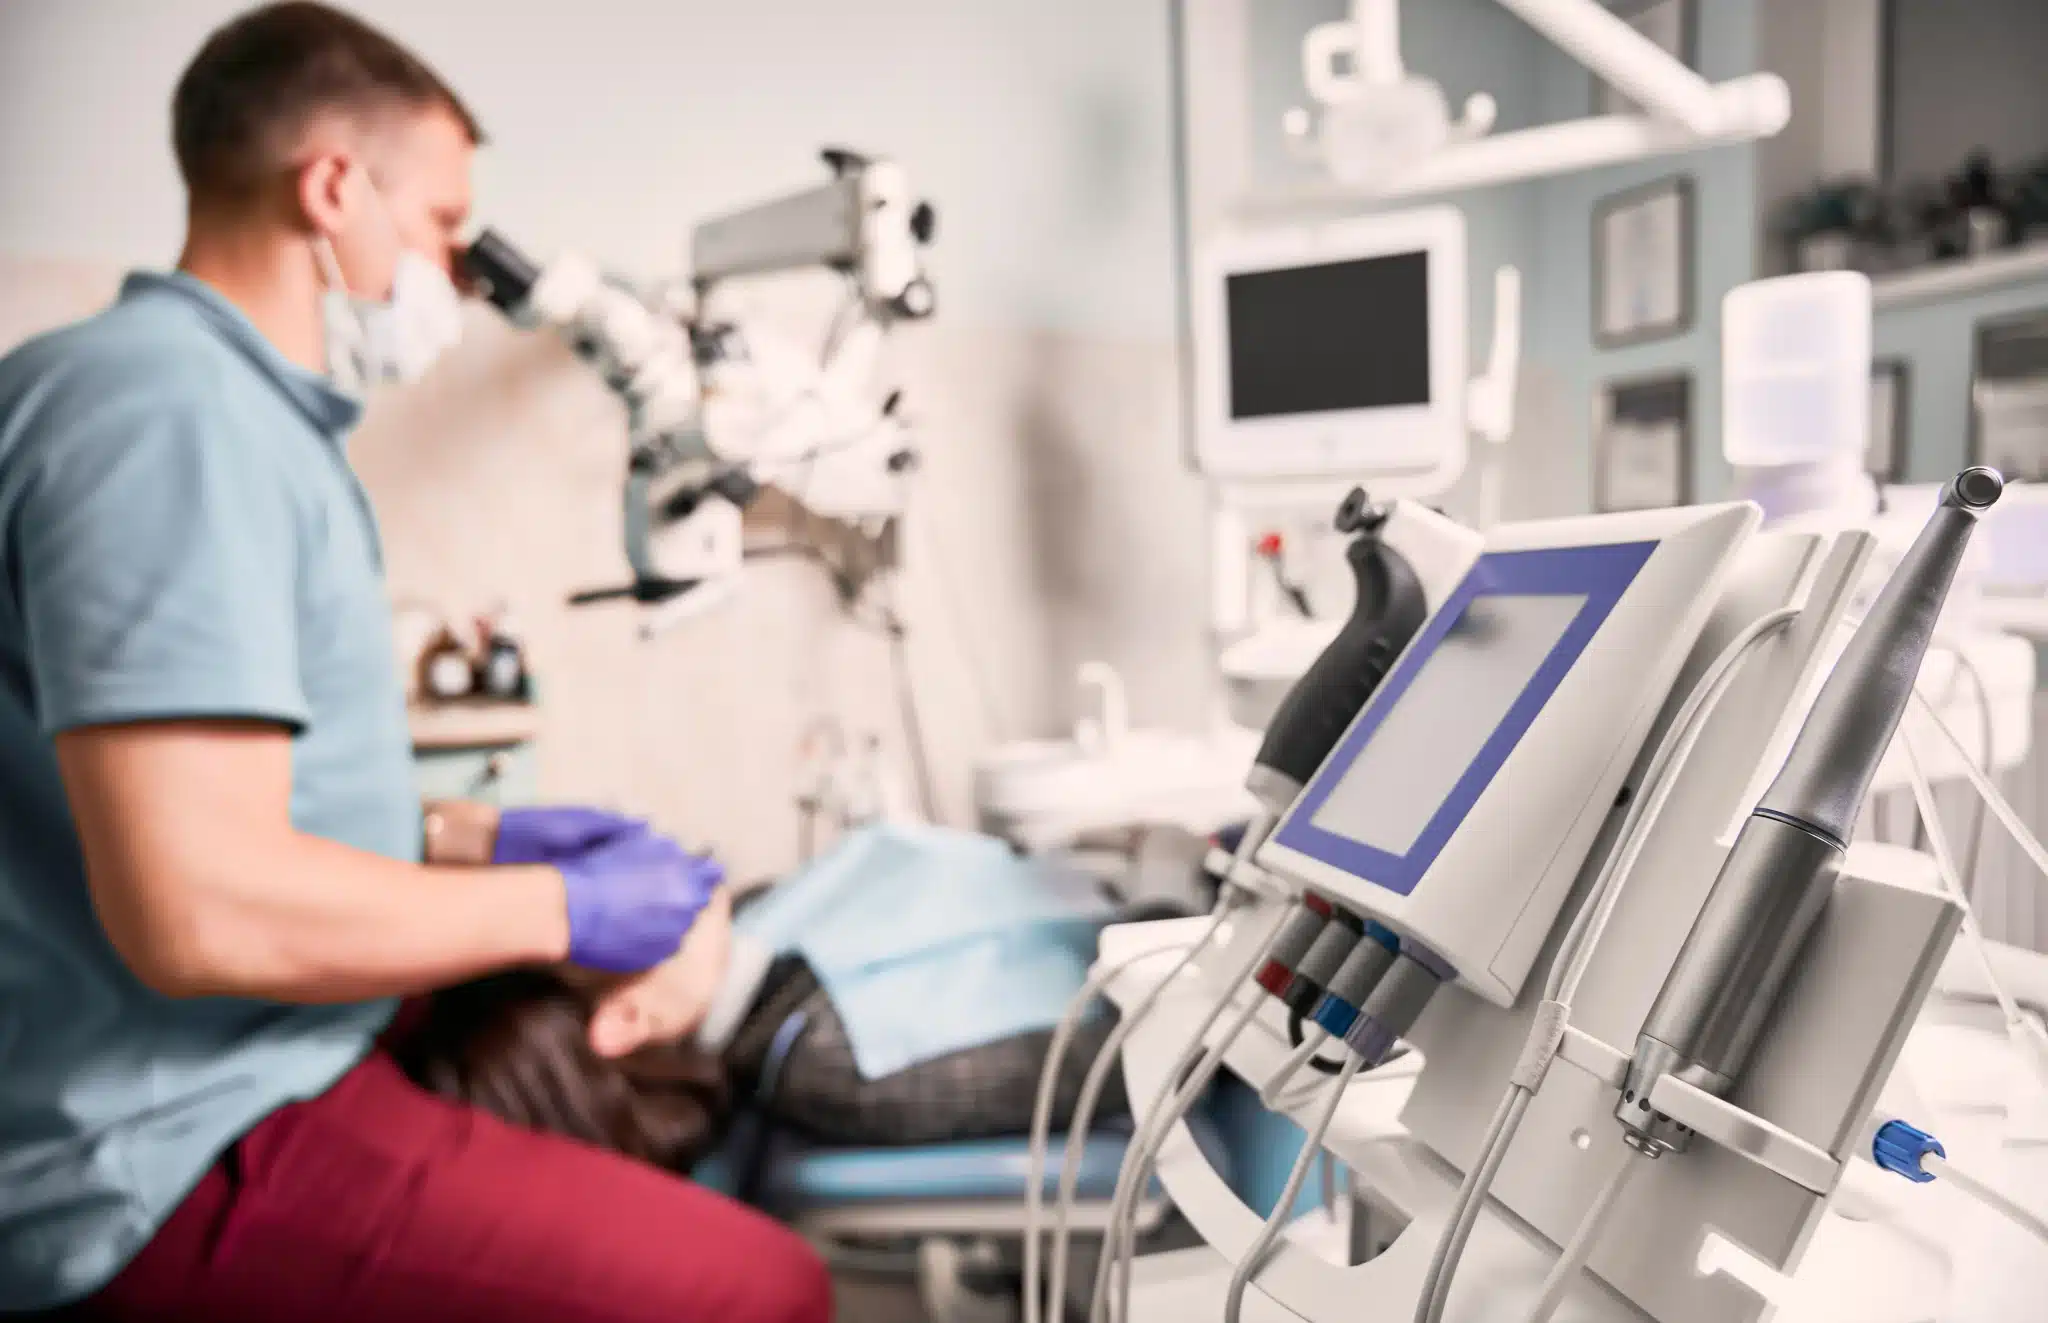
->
[1225,251,1432,420]
[1308,593,1587,857]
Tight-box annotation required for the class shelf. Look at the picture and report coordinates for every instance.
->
[408,700,541,751]
[1871,241,2048,311]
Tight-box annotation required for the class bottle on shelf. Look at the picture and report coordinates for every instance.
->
[475,608,532,702]
[418,623,476,703]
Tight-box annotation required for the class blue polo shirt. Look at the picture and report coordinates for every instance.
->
[0,273,418,1310]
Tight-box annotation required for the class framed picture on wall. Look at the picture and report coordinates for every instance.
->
[1593,373,1692,512]
[1593,0,1697,116]
[1593,176,1695,349]
[1971,308,2048,482]
[1868,359,1910,483]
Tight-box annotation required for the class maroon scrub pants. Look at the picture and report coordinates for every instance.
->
[54,1024,831,1323]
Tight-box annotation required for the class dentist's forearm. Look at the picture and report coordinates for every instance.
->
[103,829,570,1002]
[156,832,569,1001]
[58,724,561,1002]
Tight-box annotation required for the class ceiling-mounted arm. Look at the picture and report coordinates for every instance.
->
[1494,0,1721,135]
[1297,0,1494,164]
[1280,0,1788,204]
[1386,84,1784,199]
[1305,0,1402,96]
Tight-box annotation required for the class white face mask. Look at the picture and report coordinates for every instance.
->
[311,183,465,394]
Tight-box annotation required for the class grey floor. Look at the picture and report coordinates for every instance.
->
[826,1223,1177,1322]
[829,1267,1027,1323]
[833,1274,930,1323]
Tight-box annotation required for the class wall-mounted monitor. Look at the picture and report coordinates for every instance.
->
[1190,206,1467,483]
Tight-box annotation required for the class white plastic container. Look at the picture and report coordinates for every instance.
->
[1731,454,1877,527]
[1723,271,1873,468]
[973,663,1259,851]
[1217,617,1342,731]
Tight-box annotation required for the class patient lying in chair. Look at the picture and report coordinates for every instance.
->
[394,822,1217,1173]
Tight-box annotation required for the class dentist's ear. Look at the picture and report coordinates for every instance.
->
[295,149,358,243]
[299,154,401,302]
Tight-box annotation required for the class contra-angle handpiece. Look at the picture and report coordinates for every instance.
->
[1615,466,2003,1155]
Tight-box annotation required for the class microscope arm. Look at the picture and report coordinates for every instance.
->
[692,147,936,320]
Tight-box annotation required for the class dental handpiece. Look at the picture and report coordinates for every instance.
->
[1245,488,1428,817]
[1616,467,2002,1156]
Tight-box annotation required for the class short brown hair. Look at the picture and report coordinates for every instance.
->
[172,2,483,207]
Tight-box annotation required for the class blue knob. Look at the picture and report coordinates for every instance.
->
[1872,1119,1944,1183]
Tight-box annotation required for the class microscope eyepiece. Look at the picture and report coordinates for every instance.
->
[461,229,541,314]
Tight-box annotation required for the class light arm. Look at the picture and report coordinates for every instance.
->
[1492,0,1722,133]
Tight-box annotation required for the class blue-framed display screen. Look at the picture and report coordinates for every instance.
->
[1272,541,1658,898]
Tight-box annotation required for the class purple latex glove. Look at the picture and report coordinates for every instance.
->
[559,830,726,973]
[493,805,647,867]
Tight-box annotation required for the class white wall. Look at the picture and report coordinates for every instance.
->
[0,0,1205,880]
[0,0,1179,339]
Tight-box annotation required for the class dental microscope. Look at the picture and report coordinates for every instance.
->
[460,148,936,635]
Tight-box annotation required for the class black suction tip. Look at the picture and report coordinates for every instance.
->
[1334,487,1387,535]
[1948,466,2004,511]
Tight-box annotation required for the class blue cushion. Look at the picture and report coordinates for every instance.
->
[699,1114,1230,1213]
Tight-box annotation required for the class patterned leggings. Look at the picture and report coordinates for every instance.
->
[724,957,1129,1147]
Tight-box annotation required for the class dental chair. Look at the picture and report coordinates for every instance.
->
[698,1114,1232,1323]
[694,825,1243,1320]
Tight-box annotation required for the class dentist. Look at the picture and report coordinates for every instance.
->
[0,5,828,1321]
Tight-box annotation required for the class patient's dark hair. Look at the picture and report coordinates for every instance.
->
[393,971,732,1171]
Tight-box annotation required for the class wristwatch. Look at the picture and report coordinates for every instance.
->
[422,800,501,867]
